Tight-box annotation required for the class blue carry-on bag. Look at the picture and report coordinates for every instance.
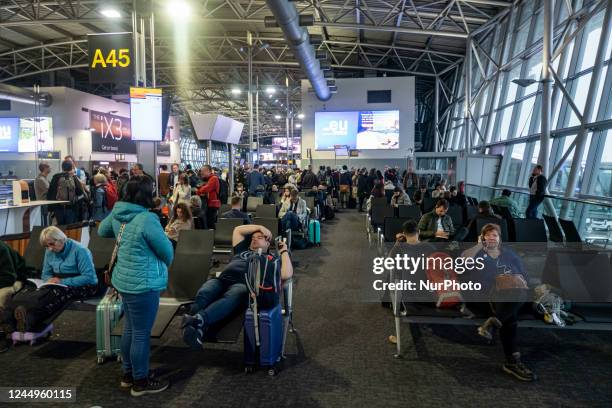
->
[244,248,284,375]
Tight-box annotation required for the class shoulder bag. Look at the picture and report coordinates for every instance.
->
[103,223,126,287]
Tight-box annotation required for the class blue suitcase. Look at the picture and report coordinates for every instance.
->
[244,304,283,374]
[308,219,321,246]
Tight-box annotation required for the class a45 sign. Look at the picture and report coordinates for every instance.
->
[88,32,134,84]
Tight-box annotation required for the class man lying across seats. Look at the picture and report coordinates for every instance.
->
[181,224,293,349]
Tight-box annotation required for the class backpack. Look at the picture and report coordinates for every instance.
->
[245,251,282,310]
[425,252,463,308]
[104,184,118,210]
[56,174,77,204]
[218,179,229,205]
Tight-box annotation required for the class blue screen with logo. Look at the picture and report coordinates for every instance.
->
[315,110,399,150]
[0,117,19,152]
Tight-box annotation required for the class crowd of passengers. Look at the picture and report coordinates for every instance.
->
[0,160,547,394]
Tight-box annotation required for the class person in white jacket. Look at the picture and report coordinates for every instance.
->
[169,174,191,207]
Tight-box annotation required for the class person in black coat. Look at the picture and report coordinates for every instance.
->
[357,169,370,212]
[526,165,547,219]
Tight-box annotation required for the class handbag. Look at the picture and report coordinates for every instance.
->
[495,273,528,291]
[339,184,350,193]
[103,223,126,287]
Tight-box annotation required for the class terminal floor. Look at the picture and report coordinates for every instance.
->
[2,212,612,408]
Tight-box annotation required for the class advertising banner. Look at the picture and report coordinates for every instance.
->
[90,110,136,154]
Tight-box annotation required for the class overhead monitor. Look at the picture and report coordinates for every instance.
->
[271,137,301,154]
[130,87,163,141]
[315,110,399,150]
[18,117,53,152]
[259,152,274,161]
[0,117,19,152]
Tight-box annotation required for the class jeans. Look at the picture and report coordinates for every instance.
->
[53,206,77,225]
[120,290,160,381]
[281,211,301,232]
[191,278,248,328]
[525,196,543,219]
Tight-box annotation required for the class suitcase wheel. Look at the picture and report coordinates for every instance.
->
[97,356,105,365]
[267,367,278,377]
[245,365,255,374]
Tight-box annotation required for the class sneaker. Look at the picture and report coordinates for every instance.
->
[182,325,204,350]
[502,353,537,382]
[120,373,134,389]
[180,314,198,329]
[121,372,155,389]
[477,317,502,340]
[130,378,169,397]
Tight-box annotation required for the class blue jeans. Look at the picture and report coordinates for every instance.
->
[191,278,248,328]
[525,197,542,219]
[281,211,301,232]
[120,290,160,380]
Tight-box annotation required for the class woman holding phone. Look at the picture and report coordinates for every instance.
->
[461,223,536,382]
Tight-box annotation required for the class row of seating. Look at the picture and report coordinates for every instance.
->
[369,196,595,245]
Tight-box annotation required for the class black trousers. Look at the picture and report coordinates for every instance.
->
[0,284,99,332]
[469,289,527,358]
[206,207,219,230]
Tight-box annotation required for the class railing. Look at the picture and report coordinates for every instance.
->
[466,184,612,243]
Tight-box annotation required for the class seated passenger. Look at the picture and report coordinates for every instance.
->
[222,196,251,224]
[461,223,535,382]
[0,241,36,311]
[165,203,193,249]
[390,186,412,207]
[431,183,444,199]
[279,186,292,208]
[181,224,293,349]
[490,189,522,219]
[464,200,502,241]
[0,226,98,352]
[413,185,429,210]
[279,189,308,232]
[417,199,455,241]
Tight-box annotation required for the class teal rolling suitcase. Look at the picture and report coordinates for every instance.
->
[96,288,123,364]
[308,219,321,246]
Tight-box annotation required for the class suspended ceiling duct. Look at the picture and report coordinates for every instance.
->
[0,83,52,107]
[265,0,331,101]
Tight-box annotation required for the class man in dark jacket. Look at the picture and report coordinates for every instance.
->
[417,199,455,241]
[357,169,369,212]
[300,165,319,190]
[221,196,251,224]
[526,165,547,219]
[47,160,85,225]
[247,165,266,195]
[339,165,353,208]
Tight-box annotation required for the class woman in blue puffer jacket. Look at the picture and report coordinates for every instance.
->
[98,176,174,397]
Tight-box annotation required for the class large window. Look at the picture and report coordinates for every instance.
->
[442,0,611,214]
[593,131,612,198]
[505,143,526,186]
